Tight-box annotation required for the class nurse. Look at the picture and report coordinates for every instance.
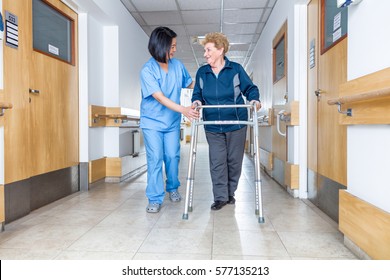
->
[140,26,199,213]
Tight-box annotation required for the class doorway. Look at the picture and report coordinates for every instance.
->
[3,0,79,222]
[307,0,347,221]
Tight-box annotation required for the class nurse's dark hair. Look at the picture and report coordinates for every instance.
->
[148,26,177,63]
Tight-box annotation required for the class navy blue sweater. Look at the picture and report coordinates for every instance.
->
[192,57,260,132]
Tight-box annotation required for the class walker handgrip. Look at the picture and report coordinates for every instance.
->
[198,104,252,109]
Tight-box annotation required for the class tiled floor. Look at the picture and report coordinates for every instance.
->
[0,143,357,260]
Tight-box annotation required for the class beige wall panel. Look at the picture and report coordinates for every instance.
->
[339,98,390,125]
[89,158,106,183]
[336,68,390,125]
[287,101,299,126]
[339,68,390,98]
[267,108,274,125]
[339,190,390,259]
[106,158,122,177]
[105,107,122,127]
[285,163,299,189]
[89,105,107,127]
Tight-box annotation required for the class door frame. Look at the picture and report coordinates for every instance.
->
[306,0,348,222]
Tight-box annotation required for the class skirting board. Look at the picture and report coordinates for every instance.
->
[89,154,147,183]
[339,190,390,259]
[285,162,299,189]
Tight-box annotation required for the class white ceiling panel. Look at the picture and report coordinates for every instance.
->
[140,11,183,25]
[177,0,221,10]
[121,0,278,78]
[181,10,220,25]
[224,0,268,9]
[227,34,257,44]
[229,44,252,51]
[223,9,264,24]
[223,23,258,34]
[129,0,178,11]
[186,24,220,36]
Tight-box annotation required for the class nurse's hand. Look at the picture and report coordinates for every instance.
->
[182,105,200,121]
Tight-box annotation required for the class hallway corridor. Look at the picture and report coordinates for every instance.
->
[0,144,357,260]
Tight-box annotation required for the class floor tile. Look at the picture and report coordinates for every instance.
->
[138,228,213,255]
[0,143,358,260]
[213,230,289,258]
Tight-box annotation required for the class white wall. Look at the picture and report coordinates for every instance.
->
[87,15,105,106]
[93,0,149,109]
[348,125,390,212]
[74,0,149,161]
[345,0,390,212]
[246,0,307,197]
[347,0,390,80]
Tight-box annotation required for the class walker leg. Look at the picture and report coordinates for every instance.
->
[252,108,265,223]
[188,125,199,212]
[182,123,199,220]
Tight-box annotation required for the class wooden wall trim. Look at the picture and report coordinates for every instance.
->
[339,190,390,259]
[287,101,299,126]
[89,157,131,183]
[89,105,107,127]
[106,158,122,177]
[285,163,299,189]
[88,158,106,183]
[335,67,390,125]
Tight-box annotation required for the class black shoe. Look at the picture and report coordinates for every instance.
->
[227,196,236,204]
[211,201,227,210]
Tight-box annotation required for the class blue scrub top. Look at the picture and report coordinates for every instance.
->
[140,57,192,131]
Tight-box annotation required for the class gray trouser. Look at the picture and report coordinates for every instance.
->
[205,126,247,202]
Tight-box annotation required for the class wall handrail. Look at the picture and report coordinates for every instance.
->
[94,113,140,121]
[258,115,269,124]
[327,87,390,106]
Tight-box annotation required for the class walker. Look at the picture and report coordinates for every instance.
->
[182,103,265,223]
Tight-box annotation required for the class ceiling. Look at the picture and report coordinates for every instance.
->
[120,0,278,78]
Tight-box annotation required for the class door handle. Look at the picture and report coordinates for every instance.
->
[29,88,40,95]
[314,89,324,97]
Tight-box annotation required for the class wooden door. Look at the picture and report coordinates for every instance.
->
[4,0,78,182]
[3,0,79,222]
[307,0,347,221]
[3,0,32,184]
[29,0,79,176]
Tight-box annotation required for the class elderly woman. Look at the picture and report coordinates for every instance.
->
[192,32,261,210]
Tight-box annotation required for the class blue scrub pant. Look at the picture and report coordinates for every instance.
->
[142,128,181,204]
